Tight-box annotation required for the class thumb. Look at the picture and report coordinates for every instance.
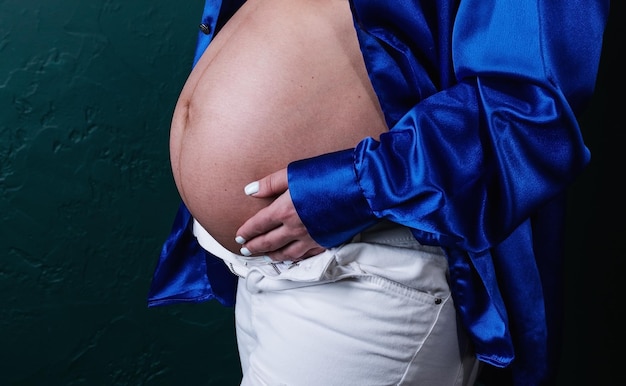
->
[244,168,288,198]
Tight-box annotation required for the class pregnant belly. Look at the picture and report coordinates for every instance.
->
[169,0,388,253]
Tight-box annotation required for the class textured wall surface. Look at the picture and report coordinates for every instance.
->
[0,1,623,386]
[1,1,240,385]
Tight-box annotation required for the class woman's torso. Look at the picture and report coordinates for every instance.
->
[170,0,388,253]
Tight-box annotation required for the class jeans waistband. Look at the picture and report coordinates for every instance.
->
[354,220,444,255]
[193,219,445,279]
[192,219,294,276]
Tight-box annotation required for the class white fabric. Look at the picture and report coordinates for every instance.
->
[194,220,480,385]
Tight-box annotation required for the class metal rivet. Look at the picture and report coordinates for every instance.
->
[435,298,442,305]
[199,23,211,34]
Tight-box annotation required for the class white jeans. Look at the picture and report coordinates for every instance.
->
[194,221,479,385]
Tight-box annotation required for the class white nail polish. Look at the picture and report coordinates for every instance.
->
[235,236,246,244]
[282,260,293,265]
[240,247,252,257]
[244,181,259,196]
[263,256,273,263]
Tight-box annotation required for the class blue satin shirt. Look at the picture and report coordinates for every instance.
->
[148,1,609,384]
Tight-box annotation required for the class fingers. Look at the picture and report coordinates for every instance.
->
[239,216,309,253]
[236,192,294,245]
[235,193,303,253]
[274,242,325,262]
[235,191,324,262]
[266,242,325,262]
[244,168,288,198]
[236,167,325,262]
[239,229,325,262]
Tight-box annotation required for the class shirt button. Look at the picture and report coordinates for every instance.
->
[199,23,211,34]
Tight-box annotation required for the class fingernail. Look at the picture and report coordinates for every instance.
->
[240,247,252,257]
[244,181,259,196]
[235,236,246,244]
[263,256,273,263]
[282,260,293,265]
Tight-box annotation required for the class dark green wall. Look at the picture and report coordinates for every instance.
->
[1,1,240,385]
[0,1,622,385]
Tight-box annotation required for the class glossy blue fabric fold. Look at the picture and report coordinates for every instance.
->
[288,1,608,384]
[148,1,608,384]
[147,202,236,306]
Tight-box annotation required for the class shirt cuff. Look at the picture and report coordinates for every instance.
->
[287,149,378,248]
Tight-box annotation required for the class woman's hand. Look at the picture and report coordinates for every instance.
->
[235,168,325,262]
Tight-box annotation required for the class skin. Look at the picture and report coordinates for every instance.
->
[235,168,324,262]
[170,0,387,255]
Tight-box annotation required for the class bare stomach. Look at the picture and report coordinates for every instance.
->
[170,0,388,254]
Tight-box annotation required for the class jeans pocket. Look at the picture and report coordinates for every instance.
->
[334,240,451,300]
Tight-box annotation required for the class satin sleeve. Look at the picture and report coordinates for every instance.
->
[288,0,608,251]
